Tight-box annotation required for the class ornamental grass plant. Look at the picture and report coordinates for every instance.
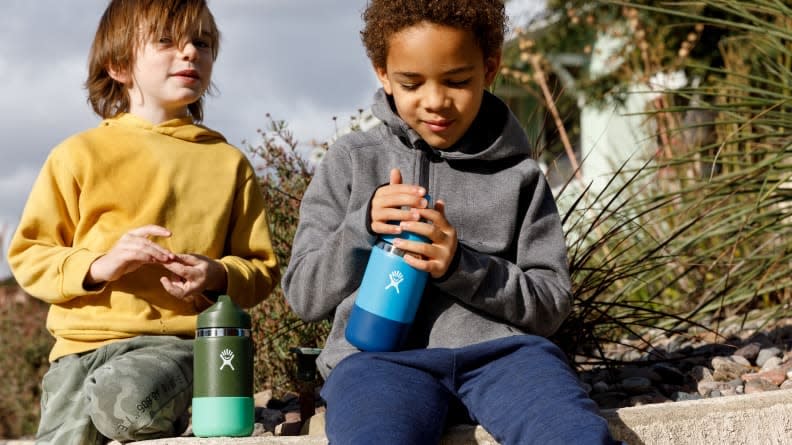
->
[506,0,792,366]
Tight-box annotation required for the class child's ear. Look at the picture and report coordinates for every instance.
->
[484,51,502,86]
[107,64,131,85]
[374,64,394,95]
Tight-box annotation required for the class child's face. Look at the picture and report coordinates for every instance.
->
[375,22,500,149]
[111,13,214,122]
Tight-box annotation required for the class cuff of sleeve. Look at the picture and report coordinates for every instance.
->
[60,248,107,297]
[365,183,389,237]
[212,259,234,296]
[195,293,219,312]
[217,259,258,308]
[433,243,462,283]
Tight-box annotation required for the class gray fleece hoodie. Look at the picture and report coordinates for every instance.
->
[282,89,572,379]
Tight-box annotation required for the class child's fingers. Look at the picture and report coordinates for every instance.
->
[161,260,189,277]
[160,276,193,300]
[371,205,420,224]
[389,168,402,185]
[374,184,427,201]
[173,253,202,266]
[398,243,452,278]
[370,220,403,235]
[118,238,173,263]
[128,225,172,239]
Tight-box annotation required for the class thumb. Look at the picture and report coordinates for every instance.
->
[389,168,402,185]
[434,199,446,216]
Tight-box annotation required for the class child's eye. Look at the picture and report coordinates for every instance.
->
[193,38,211,49]
[400,83,420,91]
[446,79,471,88]
[158,36,173,45]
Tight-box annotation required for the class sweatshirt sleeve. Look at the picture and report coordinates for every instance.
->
[432,170,573,337]
[7,149,106,303]
[281,145,377,321]
[217,168,280,309]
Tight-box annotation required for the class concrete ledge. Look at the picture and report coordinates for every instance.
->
[602,388,792,445]
[3,390,790,444]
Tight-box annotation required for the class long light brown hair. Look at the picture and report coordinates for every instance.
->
[86,0,220,121]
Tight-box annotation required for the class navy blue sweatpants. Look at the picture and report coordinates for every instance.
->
[321,335,618,445]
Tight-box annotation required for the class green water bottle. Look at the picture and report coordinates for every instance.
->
[192,295,254,437]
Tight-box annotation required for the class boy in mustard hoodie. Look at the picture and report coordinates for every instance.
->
[7,1,278,443]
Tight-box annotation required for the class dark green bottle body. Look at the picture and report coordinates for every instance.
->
[192,296,254,437]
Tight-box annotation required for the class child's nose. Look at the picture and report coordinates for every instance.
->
[180,42,198,60]
[424,84,448,110]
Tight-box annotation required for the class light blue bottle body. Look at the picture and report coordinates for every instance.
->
[346,231,429,352]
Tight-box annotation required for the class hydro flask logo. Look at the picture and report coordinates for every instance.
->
[219,348,235,371]
[385,270,404,294]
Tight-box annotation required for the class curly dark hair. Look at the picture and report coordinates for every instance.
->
[361,0,507,69]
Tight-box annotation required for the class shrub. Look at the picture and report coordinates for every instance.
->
[0,286,52,438]
[245,116,330,396]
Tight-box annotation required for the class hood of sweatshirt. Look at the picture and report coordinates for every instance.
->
[370,88,531,163]
[101,113,227,144]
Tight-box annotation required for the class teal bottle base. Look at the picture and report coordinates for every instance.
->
[192,396,254,437]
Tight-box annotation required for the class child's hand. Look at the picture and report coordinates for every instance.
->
[85,225,175,286]
[392,200,458,279]
[370,168,427,235]
[160,254,227,302]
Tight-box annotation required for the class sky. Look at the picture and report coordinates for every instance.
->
[0,0,544,279]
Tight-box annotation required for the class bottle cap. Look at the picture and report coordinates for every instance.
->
[196,294,251,329]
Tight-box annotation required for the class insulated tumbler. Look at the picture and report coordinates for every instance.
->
[192,294,254,437]
[345,228,430,352]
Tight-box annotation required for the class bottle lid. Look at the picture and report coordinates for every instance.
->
[196,294,251,329]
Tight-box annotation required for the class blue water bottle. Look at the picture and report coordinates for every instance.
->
[345,212,430,352]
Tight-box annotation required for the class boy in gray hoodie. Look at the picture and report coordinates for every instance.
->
[283,1,618,444]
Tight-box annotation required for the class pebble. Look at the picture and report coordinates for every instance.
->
[578,311,792,409]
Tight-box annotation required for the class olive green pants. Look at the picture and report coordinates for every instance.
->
[36,336,193,444]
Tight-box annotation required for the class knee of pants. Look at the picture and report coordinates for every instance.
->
[86,355,192,442]
[322,352,453,445]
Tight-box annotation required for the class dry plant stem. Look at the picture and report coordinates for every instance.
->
[529,53,614,264]
[530,54,583,183]
[653,97,673,169]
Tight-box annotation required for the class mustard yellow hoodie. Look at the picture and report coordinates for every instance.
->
[8,113,279,361]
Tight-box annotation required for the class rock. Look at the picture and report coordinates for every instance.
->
[711,356,751,381]
[732,342,762,362]
[629,391,670,406]
[760,356,782,371]
[697,380,735,397]
[729,354,751,367]
[255,390,273,407]
[620,376,653,394]
[651,363,686,385]
[592,381,609,393]
[742,368,788,386]
[255,407,285,432]
[744,378,780,394]
[689,365,713,381]
[673,391,702,402]
[618,366,662,382]
[756,347,782,367]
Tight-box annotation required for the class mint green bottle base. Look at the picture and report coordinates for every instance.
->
[192,396,254,437]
